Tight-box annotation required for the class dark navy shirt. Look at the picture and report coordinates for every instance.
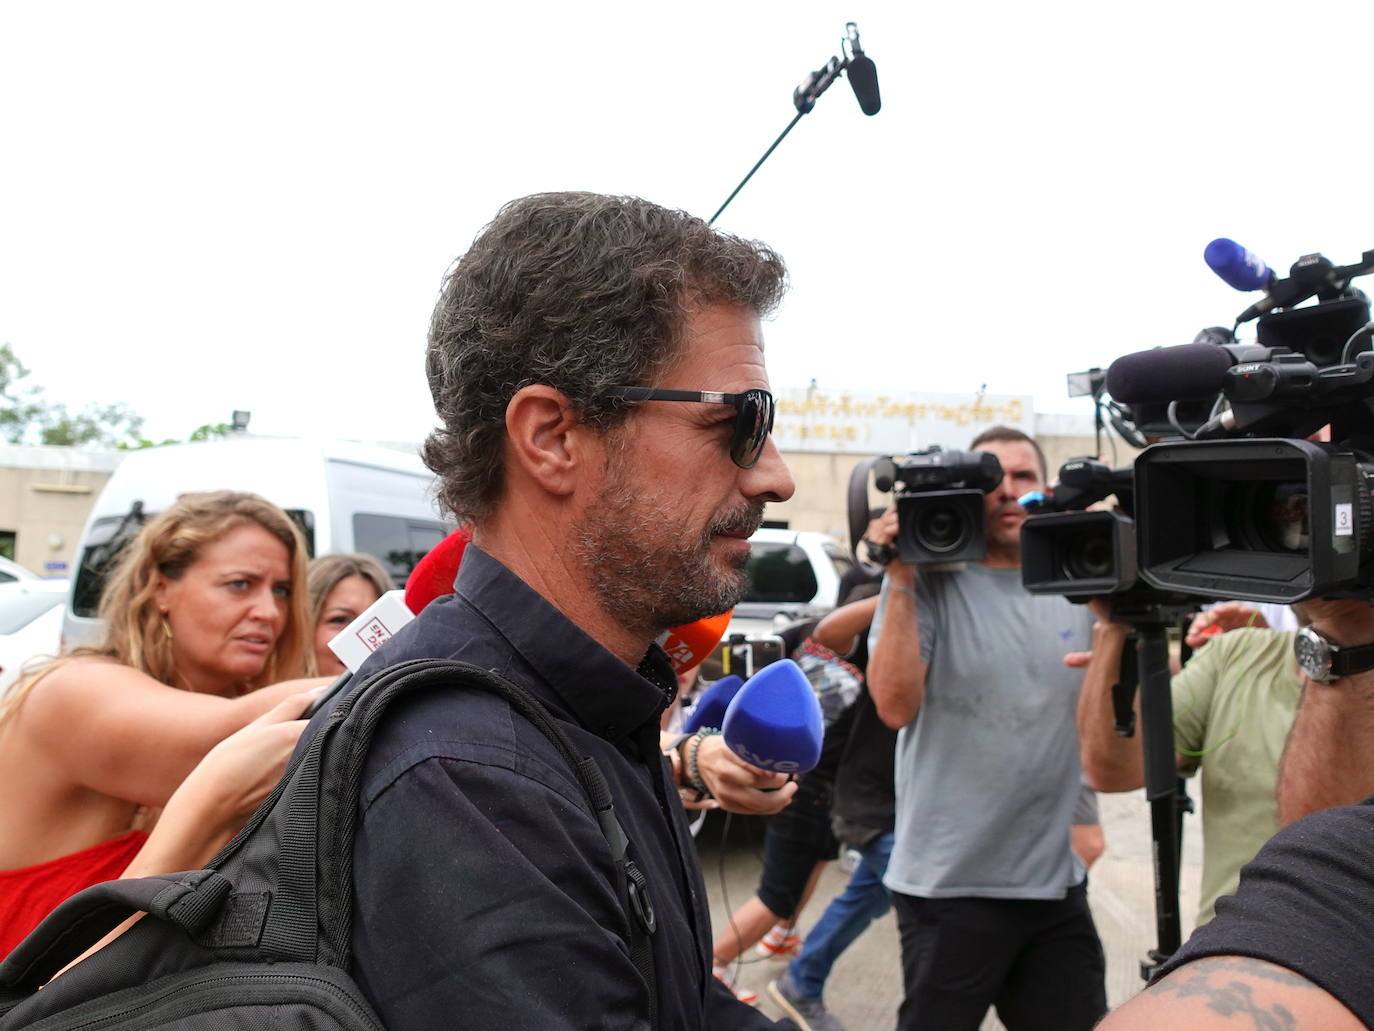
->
[328,546,775,1030]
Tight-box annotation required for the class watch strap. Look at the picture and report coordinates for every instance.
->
[1329,638,1374,678]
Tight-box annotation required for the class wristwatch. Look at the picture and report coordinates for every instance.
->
[1294,626,1374,683]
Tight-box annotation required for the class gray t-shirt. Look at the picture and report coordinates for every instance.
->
[874,564,1095,900]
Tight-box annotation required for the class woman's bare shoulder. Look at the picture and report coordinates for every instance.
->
[19,657,166,716]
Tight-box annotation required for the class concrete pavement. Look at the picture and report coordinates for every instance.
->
[699,787,1205,1029]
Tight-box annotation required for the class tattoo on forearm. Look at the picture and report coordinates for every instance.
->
[1150,957,1318,1030]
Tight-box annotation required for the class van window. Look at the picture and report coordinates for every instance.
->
[744,542,819,604]
[352,514,449,587]
[72,513,145,618]
[72,507,317,618]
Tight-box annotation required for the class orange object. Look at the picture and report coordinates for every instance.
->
[660,609,733,673]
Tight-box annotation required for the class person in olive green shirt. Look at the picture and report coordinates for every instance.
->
[1074,604,1302,924]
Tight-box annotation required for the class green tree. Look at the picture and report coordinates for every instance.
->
[120,422,232,450]
[38,402,145,447]
[0,343,47,444]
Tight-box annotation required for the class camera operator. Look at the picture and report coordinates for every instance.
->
[1074,602,1301,927]
[866,425,1106,1031]
[1096,597,1374,1030]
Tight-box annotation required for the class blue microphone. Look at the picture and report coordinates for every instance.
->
[720,660,824,774]
[682,675,743,733]
[1204,238,1275,292]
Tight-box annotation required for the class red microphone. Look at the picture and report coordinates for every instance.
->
[403,526,473,614]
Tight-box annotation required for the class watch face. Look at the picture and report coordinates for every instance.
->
[1296,628,1333,682]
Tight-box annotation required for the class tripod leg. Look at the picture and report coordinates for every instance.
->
[1136,626,1182,978]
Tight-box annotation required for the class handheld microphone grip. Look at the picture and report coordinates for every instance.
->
[682,675,743,733]
[720,660,823,774]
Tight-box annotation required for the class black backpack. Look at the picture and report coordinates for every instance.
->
[0,659,658,1029]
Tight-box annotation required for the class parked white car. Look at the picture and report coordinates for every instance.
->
[728,528,854,638]
[0,556,42,589]
[0,579,69,696]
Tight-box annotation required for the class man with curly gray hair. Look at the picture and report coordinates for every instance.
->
[343,192,798,1029]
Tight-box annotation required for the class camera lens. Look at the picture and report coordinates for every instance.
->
[1226,481,1310,554]
[915,502,969,554]
[1063,532,1114,580]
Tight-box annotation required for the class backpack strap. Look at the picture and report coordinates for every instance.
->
[0,870,231,997]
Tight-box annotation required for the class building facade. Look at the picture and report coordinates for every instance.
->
[0,397,1112,575]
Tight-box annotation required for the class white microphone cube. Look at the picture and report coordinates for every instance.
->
[327,590,415,672]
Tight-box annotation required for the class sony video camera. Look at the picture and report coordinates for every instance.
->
[1105,241,1374,603]
[847,447,1003,565]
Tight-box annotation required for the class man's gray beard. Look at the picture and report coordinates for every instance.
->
[574,482,763,640]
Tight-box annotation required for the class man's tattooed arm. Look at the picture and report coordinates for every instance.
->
[1095,956,1364,1030]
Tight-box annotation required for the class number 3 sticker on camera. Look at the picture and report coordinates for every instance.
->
[1335,503,1354,536]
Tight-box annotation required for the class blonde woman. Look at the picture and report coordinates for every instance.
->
[0,491,325,957]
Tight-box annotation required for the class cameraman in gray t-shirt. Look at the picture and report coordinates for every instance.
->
[868,425,1105,1031]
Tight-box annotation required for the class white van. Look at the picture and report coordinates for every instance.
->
[62,437,451,648]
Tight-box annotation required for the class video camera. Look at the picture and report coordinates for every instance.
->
[1020,458,1137,599]
[846,447,1003,565]
[1102,241,1374,603]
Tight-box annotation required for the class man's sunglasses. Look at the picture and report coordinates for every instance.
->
[607,386,775,469]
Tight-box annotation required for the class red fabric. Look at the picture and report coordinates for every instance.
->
[0,829,148,959]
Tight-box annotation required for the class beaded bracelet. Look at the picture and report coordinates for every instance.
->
[686,727,721,799]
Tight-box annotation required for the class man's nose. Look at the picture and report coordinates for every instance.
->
[742,435,795,504]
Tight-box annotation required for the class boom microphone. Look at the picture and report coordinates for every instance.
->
[720,660,824,774]
[846,24,881,115]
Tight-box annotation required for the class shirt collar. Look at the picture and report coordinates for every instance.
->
[453,545,673,745]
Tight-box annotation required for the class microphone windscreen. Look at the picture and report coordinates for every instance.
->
[403,527,473,614]
[1204,238,1272,292]
[659,609,732,674]
[1105,343,1234,405]
[847,55,881,115]
[721,660,823,774]
[682,675,743,733]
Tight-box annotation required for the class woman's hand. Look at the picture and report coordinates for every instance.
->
[128,687,322,874]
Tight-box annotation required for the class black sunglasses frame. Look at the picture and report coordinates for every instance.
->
[607,386,775,469]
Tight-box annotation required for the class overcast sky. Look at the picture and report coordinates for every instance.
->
[2,1,1372,445]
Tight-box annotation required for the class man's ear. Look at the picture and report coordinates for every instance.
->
[504,384,596,497]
